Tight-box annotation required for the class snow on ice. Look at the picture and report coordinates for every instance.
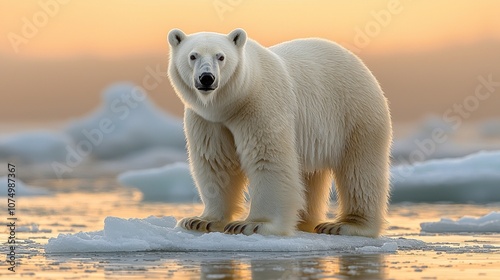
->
[421,212,500,233]
[45,216,424,253]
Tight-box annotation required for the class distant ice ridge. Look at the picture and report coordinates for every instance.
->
[118,151,500,204]
[0,83,186,164]
[421,212,500,233]
[0,176,51,197]
[479,118,500,138]
[390,150,500,203]
[117,162,199,202]
[65,82,185,160]
[44,216,424,253]
[392,116,500,163]
[0,83,187,178]
[0,131,72,164]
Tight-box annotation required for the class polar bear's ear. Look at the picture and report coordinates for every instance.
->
[168,29,186,47]
[227,28,247,48]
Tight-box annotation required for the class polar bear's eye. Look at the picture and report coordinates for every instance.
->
[190,55,196,61]
[218,55,225,62]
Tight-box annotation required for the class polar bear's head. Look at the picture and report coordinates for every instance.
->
[168,28,247,105]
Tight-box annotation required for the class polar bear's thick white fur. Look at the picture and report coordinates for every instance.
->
[167,28,392,237]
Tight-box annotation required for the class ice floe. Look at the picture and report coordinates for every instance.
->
[17,223,52,233]
[390,150,500,203]
[117,162,198,202]
[421,211,500,233]
[45,216,425,253]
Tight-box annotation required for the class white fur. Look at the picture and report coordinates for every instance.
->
[168,29,392,237]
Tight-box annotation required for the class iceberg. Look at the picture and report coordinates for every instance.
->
[65,82,186,160]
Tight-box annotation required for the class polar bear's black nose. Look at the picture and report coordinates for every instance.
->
[199,72,215,87]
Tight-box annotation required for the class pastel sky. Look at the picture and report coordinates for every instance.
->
[2,0,499,57]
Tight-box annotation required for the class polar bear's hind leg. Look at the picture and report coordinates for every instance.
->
[315,123,391,238]
[297,170,333,232]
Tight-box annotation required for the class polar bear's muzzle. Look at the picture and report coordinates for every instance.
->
[195,72,218,93]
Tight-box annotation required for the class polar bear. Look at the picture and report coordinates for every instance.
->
[167,28,392,237]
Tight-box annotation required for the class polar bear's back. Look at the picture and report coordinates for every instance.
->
[269,39,390,171]
[269,38,382,104]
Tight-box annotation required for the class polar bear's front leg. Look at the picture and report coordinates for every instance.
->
[177,109,246,233]
[225,114,305,236]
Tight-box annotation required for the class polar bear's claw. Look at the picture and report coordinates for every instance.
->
[177,217,224,233]
[314,216,377,237]
[315,222,344,235]
[224,221,262,235]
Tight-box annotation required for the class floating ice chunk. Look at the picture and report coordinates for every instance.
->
[0,131,72,163]
[45,216,425,253]
[65,82,185,160]
[98,148,187,175]
[117,162,198,202]
[0,176,51,197]
[357,242,398,253]
[391,150,500,203]
[16,223,52,233]
[421,212,500,233]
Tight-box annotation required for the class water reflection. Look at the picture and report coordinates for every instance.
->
[337,254,385,279]
[45,252,386,279]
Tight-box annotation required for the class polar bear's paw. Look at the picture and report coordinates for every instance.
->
[177,217,225,233]
[314,215,378,237]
